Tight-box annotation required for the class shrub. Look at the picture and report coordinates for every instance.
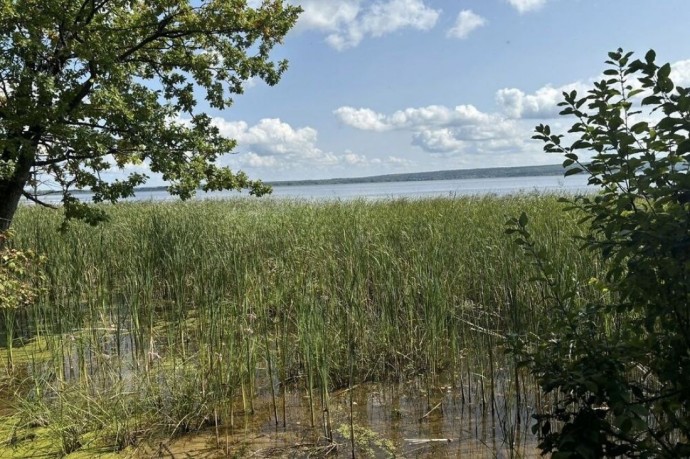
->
[507,49,690,457]
[0,232,45,370]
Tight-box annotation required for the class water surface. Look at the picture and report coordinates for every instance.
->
[31,174,591,204]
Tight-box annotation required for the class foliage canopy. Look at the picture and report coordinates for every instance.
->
[507,48,690,457]
[0,0,301,231]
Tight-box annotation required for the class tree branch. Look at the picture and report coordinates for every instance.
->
[117,12,182,61]
[22,191,58,209]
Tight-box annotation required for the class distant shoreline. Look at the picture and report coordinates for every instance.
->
[37,163,568,195]
[267,163,566,187]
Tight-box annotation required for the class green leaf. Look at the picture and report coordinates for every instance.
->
[630,121,649,134]
[518,212,529,228]
[564,167,583,177]
[641,95,662,105]
[657,117,680,131]
[658,63,672,79]
[608,50,622,61]
[677,139,690,155]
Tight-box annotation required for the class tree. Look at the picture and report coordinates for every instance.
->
[0,0,301,231]
[507,49,690,457]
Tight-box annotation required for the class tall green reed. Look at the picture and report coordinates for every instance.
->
[5,194,603,449]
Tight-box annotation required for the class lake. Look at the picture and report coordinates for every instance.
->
[31,174,590,204]
[259,174,590,200]
[151,174,590,201]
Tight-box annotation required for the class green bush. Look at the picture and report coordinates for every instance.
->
[508,49,690,457]
[0,231,45,370]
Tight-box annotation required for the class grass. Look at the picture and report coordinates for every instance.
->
[1,194,603,456]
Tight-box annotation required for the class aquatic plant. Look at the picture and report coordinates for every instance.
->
[2,195,602,455]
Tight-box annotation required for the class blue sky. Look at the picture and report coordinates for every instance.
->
[182,0,690,182]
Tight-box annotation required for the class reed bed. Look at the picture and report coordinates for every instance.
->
[1,195,603,455]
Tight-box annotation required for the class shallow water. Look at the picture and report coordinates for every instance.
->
[1,323,545,457]
[160,378,541,458]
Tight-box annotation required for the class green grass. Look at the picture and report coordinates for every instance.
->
[1,195,604,455]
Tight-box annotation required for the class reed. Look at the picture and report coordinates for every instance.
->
[2,194,603,454]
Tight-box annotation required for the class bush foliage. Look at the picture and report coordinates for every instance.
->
[508,49,690,457]
[0,232,43,311]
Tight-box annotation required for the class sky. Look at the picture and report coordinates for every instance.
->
[159,0,690,183]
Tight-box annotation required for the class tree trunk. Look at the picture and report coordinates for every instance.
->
[0,168,31,233]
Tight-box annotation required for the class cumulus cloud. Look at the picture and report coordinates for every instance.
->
[412,129,465,153]
[495,82,589,119]
[294,0,440,50]
[235,119,318,156]
[335,104,496,131]
[496,57,690,120]
[672,59,690,87]
[409,123,525,155]
[213,117,318,158]
[293,1,361,32]
[342,152,368,165]
[333,107,389,131]
[243,152,279,168]
[447,10,487,39]
[389,105,493,128]
[506,0,548,14]
[211,117,375,172]
[333,57,690,163]
[335,103,527,157]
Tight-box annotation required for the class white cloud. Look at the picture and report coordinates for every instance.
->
[389,104,493,128]
[294,1,361,32]
[447,10,487,39]
[212,117,374,171]
[335,104,496,131]
[243,152,279,168]
[496,82,589,119]
[506,0,547,14]
[294,0,440,50]
[412,129,466,153]
[496,57,690,120]
[335,102,528,157]
[330,58,690,167]
[409,121,526,155]
[246,119,317,156]
[384,155,414,167]
[357,0,439,37]
[343,152,368,165]
[672,59,690,87]
[333,107,390,131]
[243,77,258,90]
[495,88,526,119]
[212,118,318,157]
[495,56,686,121]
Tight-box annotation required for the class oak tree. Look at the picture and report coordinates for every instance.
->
[0,0,301,231]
